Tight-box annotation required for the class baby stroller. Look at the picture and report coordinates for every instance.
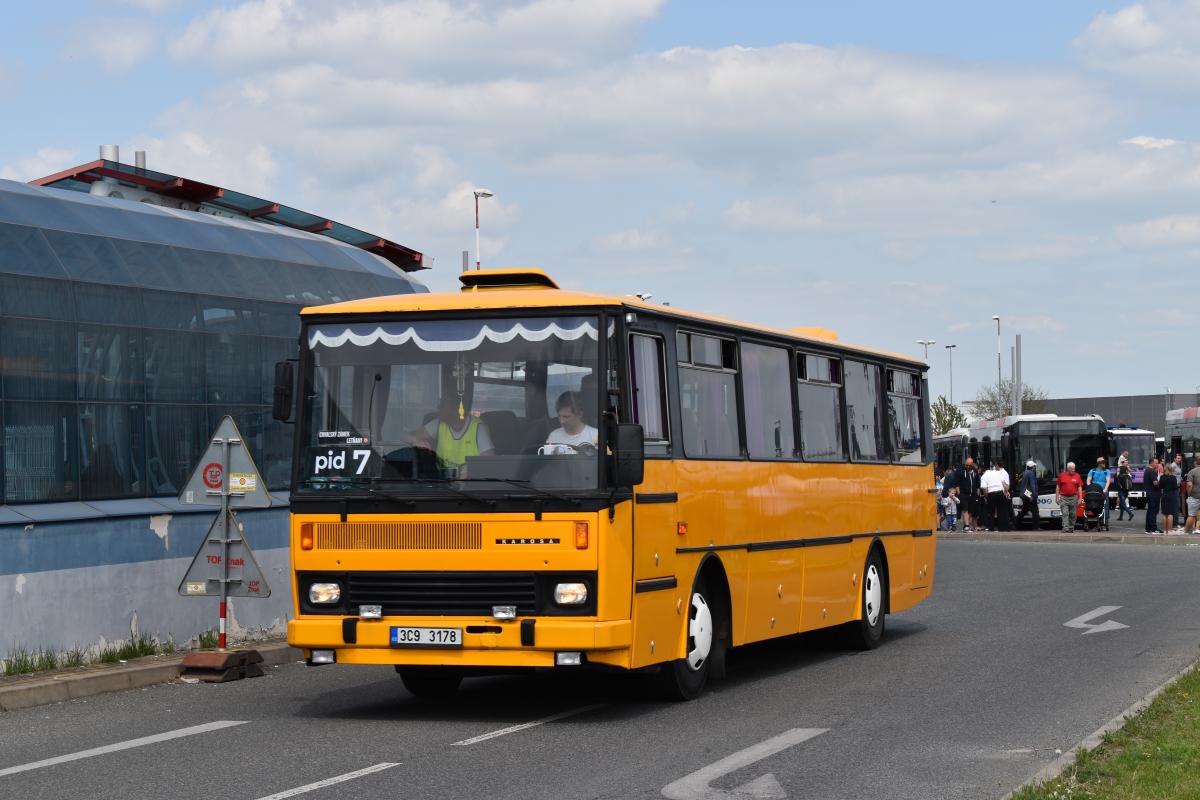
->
[1082,482,1108,531]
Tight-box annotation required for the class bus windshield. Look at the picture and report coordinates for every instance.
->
[299,315,607,493]
[1110,434,1153,467]
[1013,420,1105,487]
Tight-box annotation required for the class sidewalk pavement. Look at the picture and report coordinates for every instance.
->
[0,640,301,713]
[940,513,1200,545]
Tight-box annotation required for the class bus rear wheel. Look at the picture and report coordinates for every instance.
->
[841,549,886,650]
[655,576,715,701]
[397,666,463,698]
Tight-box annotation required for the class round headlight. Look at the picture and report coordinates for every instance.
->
[553,582,588,605]
[308,582,341,604]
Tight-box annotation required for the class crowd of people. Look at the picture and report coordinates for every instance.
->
[934,453,1200,535]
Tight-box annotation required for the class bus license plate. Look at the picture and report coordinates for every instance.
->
[390,626,462,648]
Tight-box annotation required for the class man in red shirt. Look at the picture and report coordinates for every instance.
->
[1055,461,1084,533]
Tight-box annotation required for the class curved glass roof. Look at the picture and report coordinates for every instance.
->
[0,180,427,304]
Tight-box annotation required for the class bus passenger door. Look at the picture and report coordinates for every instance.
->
[627,333,682,667]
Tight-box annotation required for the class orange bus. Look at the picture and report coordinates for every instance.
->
[275,269,936,699]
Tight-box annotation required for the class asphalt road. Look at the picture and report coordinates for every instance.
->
[2,539,1199,800]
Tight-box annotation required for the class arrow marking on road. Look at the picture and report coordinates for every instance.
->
[662,727,828,800]
[1064,606,1130,635]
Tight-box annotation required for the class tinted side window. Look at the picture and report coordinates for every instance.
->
[887,368,924,464]
[630,334,670,453]
[797,354,845,461]
[678,332,740,458]
[742,341,795,459]
[844,360,885,462]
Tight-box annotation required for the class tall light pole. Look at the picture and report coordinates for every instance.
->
[945,344,956,404]
[916,339,936,360]
[991,315,1001,387]
[473,188,493,270]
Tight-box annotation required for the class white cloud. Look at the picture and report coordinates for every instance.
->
[1116,214,1200,247]
[593,228,670,252]
[1123,135,1178,150]
[978,235,1101,262]
[1075,1,1200,90]
[722,199,828,233]
[72,21,158,73]
[171,0,665,79]
[0,147,81,181]
[1005,315,1068,334]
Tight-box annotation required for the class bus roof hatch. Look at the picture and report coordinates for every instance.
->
[459,268,560,292]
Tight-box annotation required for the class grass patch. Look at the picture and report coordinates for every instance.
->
[2,647,36,676]
[32,647,58,672]
[198,629,219,649]
[116,632,160,661]
[94,642,123,664]
[1012,665,1200,800]
[62,645,87,669]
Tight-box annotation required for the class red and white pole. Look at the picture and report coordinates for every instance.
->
[219,601,227,650]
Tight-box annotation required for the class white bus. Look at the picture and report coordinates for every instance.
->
[1106,425,1155,508]
[1166,407,1200,464]
[934,414,1108,524]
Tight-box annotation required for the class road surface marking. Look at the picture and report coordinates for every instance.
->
[451,704,605,746]
[1064,606,1130,635]
[0,720,248,778]
[252,763,400,799]
[662,727,828,800]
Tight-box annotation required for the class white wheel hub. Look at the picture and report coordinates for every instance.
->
[864,564,882,627]
[686,592,712,671]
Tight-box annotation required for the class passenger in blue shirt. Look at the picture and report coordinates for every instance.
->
[1087,457,1112,525]
[1014,460,1040,529]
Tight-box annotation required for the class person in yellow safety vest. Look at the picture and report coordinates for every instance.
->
[405,394,494,476]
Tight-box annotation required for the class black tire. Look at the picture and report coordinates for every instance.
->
[841,548,886,650]
[655,575,716,701]
[397,667,463,698]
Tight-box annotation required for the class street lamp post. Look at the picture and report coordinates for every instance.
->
[991,315,1001,387]
[473,189,494,270]
[916,339,936,360]
[944,344,956,404]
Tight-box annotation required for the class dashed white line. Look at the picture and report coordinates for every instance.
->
[451,704,606,746]
[252,763,400,800]
[0,720,248,778]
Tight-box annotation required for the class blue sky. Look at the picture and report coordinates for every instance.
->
[3,0,1199,404]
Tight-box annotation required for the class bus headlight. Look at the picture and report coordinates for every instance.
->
[308,582,341,604]
[554,582,588,605]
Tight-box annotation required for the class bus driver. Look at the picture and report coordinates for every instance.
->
[545,391,598,453]
[404,394,494,474]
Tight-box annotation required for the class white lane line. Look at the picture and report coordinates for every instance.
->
[252,763,400,800]
[451,704,605,746]
[0,720,248,778]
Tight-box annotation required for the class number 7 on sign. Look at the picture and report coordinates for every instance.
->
[352,449,371,475]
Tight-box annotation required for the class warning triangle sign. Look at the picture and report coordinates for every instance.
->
[178,416,271,509]
[178,509,272,598]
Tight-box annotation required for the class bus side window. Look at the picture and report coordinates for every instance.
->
[797,353,845,462]
[629,334,670,456]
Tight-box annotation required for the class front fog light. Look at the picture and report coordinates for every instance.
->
[308,582,341,604]
[554,582,588,605]
[310,649,335,665]
[556,651,582,666]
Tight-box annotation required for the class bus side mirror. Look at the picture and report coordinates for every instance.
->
[610,423,645,488]
[272,361,294,422]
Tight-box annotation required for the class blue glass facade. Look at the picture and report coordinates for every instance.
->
[0,179,426,507]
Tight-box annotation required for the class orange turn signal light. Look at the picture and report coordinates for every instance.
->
[575,522,589,549]
[300,523,314,551]
[677,521,688,536]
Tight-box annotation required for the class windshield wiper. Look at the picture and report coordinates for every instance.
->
[452,477,579,506]
[407,478,498,508]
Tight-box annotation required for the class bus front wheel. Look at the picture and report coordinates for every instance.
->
[397,666,463,698]
[842,548,886,650]
[656,576,716,701]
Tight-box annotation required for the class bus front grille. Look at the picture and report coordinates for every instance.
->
[344,572,537,616]
[315,522,482,550]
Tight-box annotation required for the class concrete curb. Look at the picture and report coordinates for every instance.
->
[0,641,302,713]
[1001,655,1200,799]
[944,531,1200,546]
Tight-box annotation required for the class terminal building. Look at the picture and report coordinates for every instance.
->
[1042,393,1200,439]
[1,150,426,660]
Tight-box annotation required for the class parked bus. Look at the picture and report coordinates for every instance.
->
[933,414,1108,524]
[274,268,937,699]
[1166,407,1200,463]
[1106,425,1155,508]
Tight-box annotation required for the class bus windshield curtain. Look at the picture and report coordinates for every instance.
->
[308,318,604,351]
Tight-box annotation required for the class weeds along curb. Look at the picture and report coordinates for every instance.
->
[0,641,302,712]
[1001,653,1200,799]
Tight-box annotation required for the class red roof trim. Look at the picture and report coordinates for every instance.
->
[29,159,106,187]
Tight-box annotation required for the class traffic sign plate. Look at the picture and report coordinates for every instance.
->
[178,416,271,508]
[177,510,272,598]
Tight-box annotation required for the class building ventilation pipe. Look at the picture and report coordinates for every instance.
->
[135,150,146,170]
